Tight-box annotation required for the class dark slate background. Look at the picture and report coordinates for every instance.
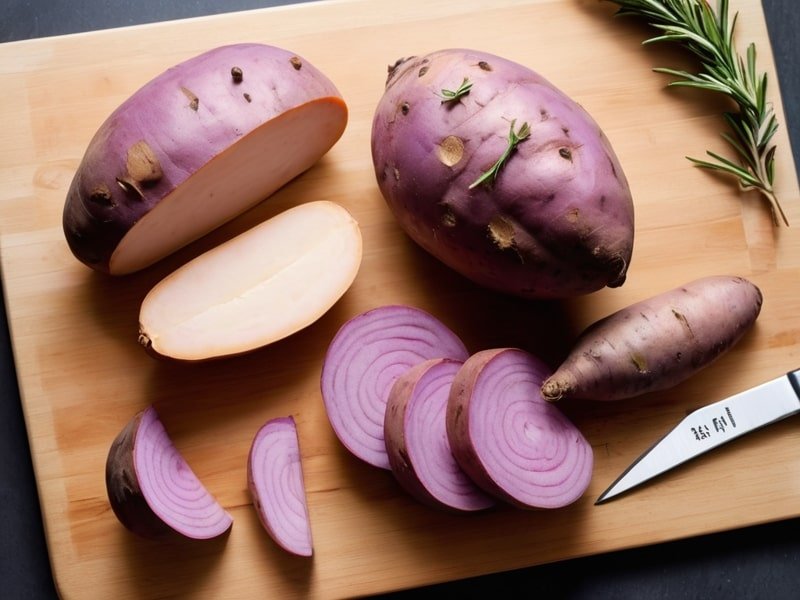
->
[1,1,798,598]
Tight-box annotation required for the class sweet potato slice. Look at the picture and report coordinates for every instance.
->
[447,348,593,509]
[248,417,313,556]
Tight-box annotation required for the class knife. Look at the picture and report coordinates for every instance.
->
[595,368,800,504]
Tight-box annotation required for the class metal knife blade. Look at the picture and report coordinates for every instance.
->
[596,368,800,504]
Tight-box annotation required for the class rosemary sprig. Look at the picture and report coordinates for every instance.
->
[469,119,531,189]
[608,0,788,226]
[440,77,473,103]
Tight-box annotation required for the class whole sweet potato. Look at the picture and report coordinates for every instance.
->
[541,276,763,402]
[64,43,347,275]
[371,49,634,298]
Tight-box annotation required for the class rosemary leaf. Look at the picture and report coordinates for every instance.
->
[440,77,473,103]
[469,119,530,189]
[609,0,788,226]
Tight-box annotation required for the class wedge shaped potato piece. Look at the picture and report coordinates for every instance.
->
[138,201,362,361]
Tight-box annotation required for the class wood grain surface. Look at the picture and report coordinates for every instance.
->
[1,0,799,598]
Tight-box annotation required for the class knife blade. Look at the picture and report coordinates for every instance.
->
[596,368,800,504]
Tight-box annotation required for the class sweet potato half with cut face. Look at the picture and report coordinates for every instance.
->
[64,43,347,275]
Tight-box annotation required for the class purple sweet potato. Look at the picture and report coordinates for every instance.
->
[321,304,469,470]
[371,48,634,299]
[446,348,593,509]
[541,275,763,402]
[64,43,347,275]
[248,416,313,557]
[105,406,233,540]
[384,358,495,512]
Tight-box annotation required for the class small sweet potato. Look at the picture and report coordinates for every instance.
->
[541,276,763,402]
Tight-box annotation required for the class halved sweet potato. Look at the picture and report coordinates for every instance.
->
[64,43,347,275]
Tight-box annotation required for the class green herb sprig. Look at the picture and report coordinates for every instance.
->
[609,0,787,226]
[440,77,473,103]
[469,119,531,189]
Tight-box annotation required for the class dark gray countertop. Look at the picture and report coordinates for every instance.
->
[2,1,798,598]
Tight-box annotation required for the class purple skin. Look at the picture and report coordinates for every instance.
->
[105,411,173,539]
[541,276,764,402]
[371,49,635,299]
[64,43,345,274]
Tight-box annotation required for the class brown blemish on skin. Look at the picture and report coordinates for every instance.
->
[488,215,515,250]
[559,147,573,161]
[672,309,695,338]
[126,141,162,186]
[386,56,413,85]
[400,101,410,115]
[566,208,579,223]
[116,141,162,199]
[290,56,302,70]
[630,352,648,373]
[441,205,457,227]
[180,86,199,111]
[137,331,152,349]
[89,183,113,206]
[436,135,465,167]
[477,61,492,71]
[418,65,429,77]
[397,447,411,470]
[243,93,252,103]
[607,153,619,179]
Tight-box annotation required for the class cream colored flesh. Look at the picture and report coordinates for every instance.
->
[138,201,361,361]
[110,99,347,275]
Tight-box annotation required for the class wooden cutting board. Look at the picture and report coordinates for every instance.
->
[2,0,799,598]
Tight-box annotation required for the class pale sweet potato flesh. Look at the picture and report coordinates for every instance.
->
[111,100,346,274]
[138,201,362,361]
